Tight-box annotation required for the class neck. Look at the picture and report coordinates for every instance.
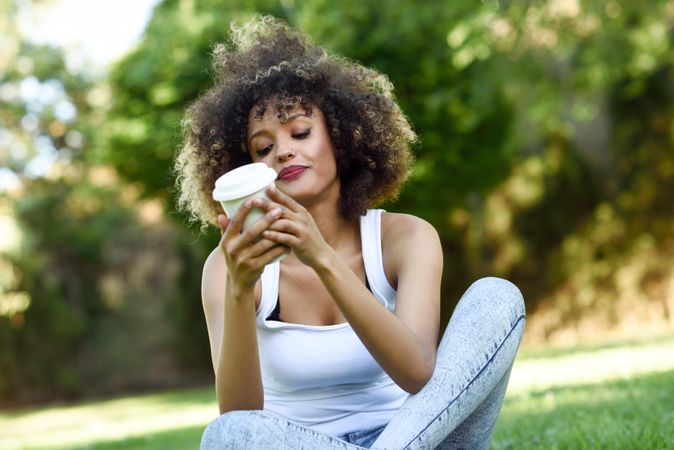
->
[296,176,359,252]
[307,201,359,252]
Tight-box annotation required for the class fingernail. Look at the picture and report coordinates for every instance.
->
[270,208,282,218]
[244,200,252,208]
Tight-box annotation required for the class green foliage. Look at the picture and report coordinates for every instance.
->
[0,2,211,406]
[98,0,674,331]
[0,12,113,404]
[100,0,517,220]
[95,0,290,200]
[1,171,211,405]
[1,176,127,401]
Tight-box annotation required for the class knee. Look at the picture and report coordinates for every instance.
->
[463,277,526,322]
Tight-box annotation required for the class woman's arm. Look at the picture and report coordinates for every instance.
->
[202,250,262,412]
[263,188,442,393]
[317,214,441,393]
[202,202,287,413]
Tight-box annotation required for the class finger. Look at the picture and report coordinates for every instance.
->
[223,200,254,239]
[267,185,302,212]
[217,214,230,234]
[266,218,299,235]
[250,197,286,215]
[231,207,283,252]
[244,236,286,259]
[249,243,291,268]
[261,229,299,248]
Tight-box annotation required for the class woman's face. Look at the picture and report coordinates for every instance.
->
[246,102,340,208]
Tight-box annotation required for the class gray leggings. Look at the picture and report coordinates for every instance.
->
[200,277,526,449]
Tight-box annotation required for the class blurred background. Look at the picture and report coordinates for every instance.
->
[1,0,673,411]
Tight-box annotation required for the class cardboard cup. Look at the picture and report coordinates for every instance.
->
[212,163,288,262]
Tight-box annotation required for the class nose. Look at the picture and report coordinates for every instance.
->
[276,146,295,162]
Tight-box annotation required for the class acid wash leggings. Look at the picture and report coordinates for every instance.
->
[200,277,526,450]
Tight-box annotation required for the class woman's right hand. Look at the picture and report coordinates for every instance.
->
[218,200,288,291]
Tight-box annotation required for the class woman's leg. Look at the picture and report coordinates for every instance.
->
[371,277,526,450]
[200,410,366,450]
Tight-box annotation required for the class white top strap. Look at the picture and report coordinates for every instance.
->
[257,209,398,325]
[360,209,397,311]
[257,260,280,325]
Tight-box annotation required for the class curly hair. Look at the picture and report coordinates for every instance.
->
[174,15,416,228]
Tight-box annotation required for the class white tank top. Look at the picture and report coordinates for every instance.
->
[255,209,409,436]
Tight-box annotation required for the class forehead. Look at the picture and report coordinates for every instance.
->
[247,97,316,129]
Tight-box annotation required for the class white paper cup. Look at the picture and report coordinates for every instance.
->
[213,163,288,262]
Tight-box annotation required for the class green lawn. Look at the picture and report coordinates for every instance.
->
[2,333,674,449]
[492,369,674,449]
[492,333,674,449]
[0,388,216,450]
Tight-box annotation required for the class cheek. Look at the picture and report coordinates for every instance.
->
[314,141,333,162]
[324,151,338,178]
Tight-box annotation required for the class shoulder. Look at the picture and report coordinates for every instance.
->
[380,212,443,277]
[380,212,441,248]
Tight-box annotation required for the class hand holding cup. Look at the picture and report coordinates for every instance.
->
[213,163,289,264]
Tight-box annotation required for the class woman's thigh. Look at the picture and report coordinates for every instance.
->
[200,410,365,450]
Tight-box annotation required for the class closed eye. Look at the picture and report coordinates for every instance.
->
[256,144,273,157]
[292,128,311,139]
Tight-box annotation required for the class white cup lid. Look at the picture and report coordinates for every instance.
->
[212,163,277,201]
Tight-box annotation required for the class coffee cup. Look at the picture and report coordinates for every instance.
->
[212,163,288,262]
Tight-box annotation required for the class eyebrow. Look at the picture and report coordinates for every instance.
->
[248,113,310,142]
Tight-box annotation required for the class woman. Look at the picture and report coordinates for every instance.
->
[175,16,525,449]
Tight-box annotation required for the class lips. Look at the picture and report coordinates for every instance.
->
[277,165,308,181]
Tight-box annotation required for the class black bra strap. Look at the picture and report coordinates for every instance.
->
[267,296,282,322]
[265,274,372,322]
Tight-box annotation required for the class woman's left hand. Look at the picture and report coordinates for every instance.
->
[257,186,329,267]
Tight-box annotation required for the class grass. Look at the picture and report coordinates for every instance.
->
[491,331,674,450]
[2,333,674,449]
[491,370,674,449]
[0,387,216,450]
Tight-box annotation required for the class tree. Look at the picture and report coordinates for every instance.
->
[0,0,210,406]
[100,0,674,338]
